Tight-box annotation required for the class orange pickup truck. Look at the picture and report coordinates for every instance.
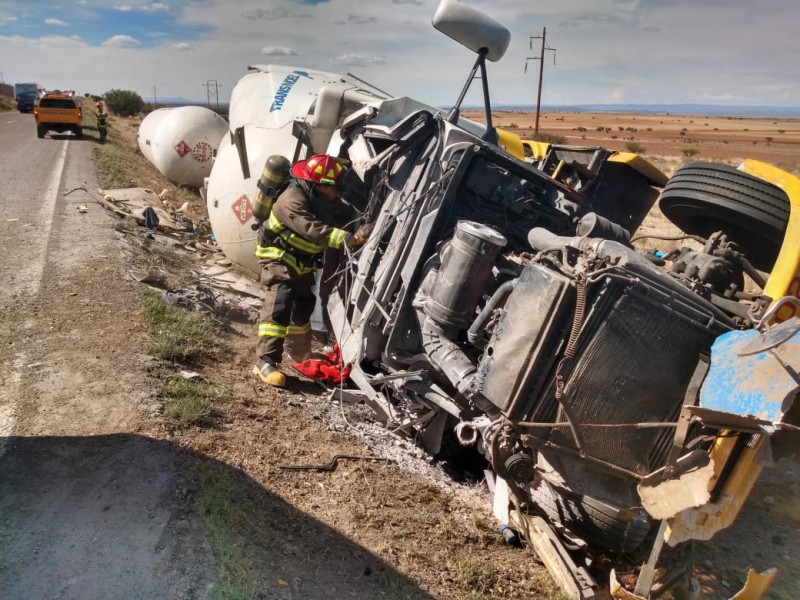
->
[34,93,83,139]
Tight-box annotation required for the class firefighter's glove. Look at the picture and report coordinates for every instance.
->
[348,223,374,247]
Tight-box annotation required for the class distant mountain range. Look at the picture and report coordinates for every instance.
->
[489,103,800,118]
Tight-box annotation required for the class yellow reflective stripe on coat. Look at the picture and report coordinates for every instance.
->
[267,213,324,255]
[286,322,311,336]
[258,323,287,338]
[254,246,317,275]
[327,228,347,249]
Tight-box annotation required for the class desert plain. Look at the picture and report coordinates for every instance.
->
[463,109,800,176]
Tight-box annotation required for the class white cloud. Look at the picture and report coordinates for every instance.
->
[259,45,298,56]
[142,3,169,12]
[101,34,140,48]
[114,4,167,13]
[242,8,312,20]
[0,16,19,25]
[45,18,68,26]
[70,35,83,41]
[171,42,195,50]
[331,53,386,67]
[335,15,377,25]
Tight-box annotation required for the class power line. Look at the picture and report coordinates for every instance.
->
[524,27,557,136]
[202,80,222,109]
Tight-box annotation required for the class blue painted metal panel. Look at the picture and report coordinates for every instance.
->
[699,318,800,422]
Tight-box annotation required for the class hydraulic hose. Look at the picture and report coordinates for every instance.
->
[467,280,516,348]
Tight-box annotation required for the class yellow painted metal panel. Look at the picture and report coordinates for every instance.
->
[608,152,669,187]
[496,128,525,160]
[737,160,800,320]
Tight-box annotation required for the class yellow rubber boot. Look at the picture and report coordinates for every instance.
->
[253,362,286,387]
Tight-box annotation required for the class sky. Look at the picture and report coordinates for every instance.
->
[1,0,799,109]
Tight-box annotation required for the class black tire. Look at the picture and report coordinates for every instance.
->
[529,480,652,554]
[74,126,83,139]
[37,125,46,139]
[659,162,790,271]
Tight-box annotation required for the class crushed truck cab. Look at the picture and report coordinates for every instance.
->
[179,0,800,597]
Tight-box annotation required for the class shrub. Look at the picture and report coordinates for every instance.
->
[625,141,646,153]
[103,88,144,117]
[532,133,566,144]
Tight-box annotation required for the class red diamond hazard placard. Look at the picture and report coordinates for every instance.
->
[232,195,252,225]
[174,140,191,157]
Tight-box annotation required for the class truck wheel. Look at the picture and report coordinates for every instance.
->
[659,161,790,271]
[74,127,83,139]
[37,125,46,139]
[529,479,652,553]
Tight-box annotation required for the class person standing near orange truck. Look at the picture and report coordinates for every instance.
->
[253,153,372,387]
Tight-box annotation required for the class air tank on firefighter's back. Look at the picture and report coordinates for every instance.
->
[137,106,229,188]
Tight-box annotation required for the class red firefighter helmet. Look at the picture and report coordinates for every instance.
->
[290,154,345,186]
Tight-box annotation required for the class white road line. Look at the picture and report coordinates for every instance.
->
[0,352,27,458]
[0,140,69,453]
[27,139,69,293]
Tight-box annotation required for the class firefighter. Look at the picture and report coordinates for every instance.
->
[95,99,108,142]
[253,153,372,387]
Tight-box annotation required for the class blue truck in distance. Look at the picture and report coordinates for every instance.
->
[14,83,42,113]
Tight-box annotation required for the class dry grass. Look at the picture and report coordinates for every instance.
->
[0,94,15,112]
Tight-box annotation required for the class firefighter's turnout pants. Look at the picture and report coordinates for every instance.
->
[257,260,316,366]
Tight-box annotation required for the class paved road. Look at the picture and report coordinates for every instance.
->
[0,111,216,599]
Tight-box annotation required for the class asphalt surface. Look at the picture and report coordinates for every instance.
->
[0,112,216,599]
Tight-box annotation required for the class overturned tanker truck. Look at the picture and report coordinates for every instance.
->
[197,0,800,597]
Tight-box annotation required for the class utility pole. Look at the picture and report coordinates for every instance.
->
[152,85,157,105]
[203,80,222,109]
[524,27,557,136]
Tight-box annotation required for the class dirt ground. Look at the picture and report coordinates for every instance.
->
[4,107,797,599]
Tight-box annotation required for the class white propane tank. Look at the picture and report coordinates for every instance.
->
[206,64,388,275]
[138,106,229,188]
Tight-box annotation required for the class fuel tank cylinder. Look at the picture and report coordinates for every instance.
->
[137,106,228,188]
